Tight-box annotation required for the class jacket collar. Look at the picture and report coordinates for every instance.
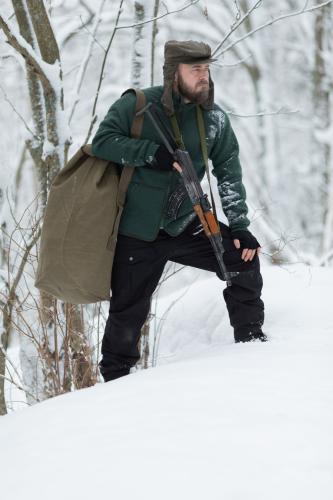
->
[171,89,196,111]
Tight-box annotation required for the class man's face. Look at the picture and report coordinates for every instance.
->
[174,62,210,104]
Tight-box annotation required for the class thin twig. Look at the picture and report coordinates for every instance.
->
[68,0,107,125]
[84,0,200,143]
[84,0,125,143]
[0,372,40,403]
[213,0,333,58]
[211,54,253,68]
[116,0,200,29]
[212,0,263,56]
[0,83,40,141]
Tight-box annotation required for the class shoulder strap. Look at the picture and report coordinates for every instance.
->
[169,114,185,149]
[106,88,146,252]
[116,88,146,208]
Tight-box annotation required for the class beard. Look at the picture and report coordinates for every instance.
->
[177,73,210,105]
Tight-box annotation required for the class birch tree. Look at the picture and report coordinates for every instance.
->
[0,0,96,411]
[312,1,333,259]
[130,0,153,369]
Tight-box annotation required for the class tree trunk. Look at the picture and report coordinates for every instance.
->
[309,2,332,252]
[150,0,159,86]
[130,1,153,370]
[0,1,96,409]
[131,2,145,88]
[312,3,333,257]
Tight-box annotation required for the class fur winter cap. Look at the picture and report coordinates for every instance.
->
[161,40,216,116]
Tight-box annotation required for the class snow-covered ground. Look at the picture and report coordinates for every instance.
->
[0,264,332,500]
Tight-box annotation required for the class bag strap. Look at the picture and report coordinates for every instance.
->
[116,88,146,209]
[106,88,146,252]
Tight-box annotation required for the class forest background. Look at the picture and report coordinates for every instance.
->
[0,0,332,415]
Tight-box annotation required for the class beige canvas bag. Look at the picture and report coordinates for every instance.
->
[34,88,145,304]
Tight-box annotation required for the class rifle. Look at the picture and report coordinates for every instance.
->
[136,102,239,286]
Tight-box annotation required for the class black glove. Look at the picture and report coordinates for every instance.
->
[230,229,260,249]
[148,144,175,171]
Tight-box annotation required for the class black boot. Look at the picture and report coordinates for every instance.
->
[234,325,267,343]
[99,361,131,382]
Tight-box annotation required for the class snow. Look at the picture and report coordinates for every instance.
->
[207,108,226,139]
[0,264,332,500]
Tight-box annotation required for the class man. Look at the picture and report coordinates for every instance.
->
[92,40,266,382]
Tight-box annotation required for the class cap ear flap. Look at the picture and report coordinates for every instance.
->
[161,62,178,116]
[207,71,214,108]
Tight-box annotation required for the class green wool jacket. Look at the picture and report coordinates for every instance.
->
[91,85,250,241]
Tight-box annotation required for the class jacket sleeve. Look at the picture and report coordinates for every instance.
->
[91,91,159,167]
[209,109,250,231]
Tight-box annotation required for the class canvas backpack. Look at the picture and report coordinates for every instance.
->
[34,88,145,304]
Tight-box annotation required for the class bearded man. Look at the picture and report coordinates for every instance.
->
[92,40,266,382]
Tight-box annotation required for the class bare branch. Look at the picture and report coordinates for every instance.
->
[212,0,263,56]
[0,83,40,141]
[79,14,107,52]
[115,0,200,30]
[213,0,333,58]
[0,345,31,399]
[211,54,254,68]
[68,0,107,124]
[84,0,125,143]
[0,372,40,403]
[9,226,41,305]
[84,0,201,143]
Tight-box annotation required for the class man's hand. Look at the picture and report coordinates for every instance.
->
[147,145,183,173]
[148,145,176,171]
[173,161,182,173]
[230,229,261,262]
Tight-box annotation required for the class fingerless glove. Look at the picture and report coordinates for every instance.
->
[147,145,175,171]
[230,229,260,249]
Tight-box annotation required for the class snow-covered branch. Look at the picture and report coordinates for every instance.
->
[213,0,333,58]
[228,107,299,118]
[0,13,55,93]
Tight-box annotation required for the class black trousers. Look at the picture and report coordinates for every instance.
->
[100,217,264,376]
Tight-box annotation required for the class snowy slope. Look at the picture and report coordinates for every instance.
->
[0,265,332,500]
